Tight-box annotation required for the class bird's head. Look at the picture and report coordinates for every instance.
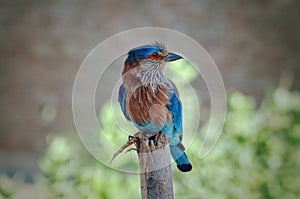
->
[122,42,183,75]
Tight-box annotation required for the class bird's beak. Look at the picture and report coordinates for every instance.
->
[164,52,183,62]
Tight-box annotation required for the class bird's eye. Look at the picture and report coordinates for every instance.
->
[152,52,158,58]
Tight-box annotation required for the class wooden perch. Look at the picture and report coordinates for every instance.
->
[137,132,174,199]
[110,132,174,199]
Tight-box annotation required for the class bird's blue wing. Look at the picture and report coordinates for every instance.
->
[166,85,192,171]
[118,84,131,121]
[166,89,183,139]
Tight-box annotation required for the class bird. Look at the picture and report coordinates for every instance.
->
[118,42,192,172]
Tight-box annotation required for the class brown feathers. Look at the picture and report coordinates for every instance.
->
[127,86,171,124]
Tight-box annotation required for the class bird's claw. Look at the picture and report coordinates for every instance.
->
[109,131,162,164]
[149,132,162,146]
[109,134,140,165]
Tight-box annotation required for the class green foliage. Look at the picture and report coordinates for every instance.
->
[174,87,300,199]
[39,135,140,199]
[0,175,15,198]
[38,88,300,199]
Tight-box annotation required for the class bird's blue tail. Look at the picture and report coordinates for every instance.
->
[170,143,192,172]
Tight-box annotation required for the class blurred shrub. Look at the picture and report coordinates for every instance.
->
[37,87,300,199]
[39,135,140,199]
[0,175,15,198]
[173,87,300,199]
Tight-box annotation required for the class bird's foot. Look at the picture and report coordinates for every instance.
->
[149,132,162,146]
[109,133,140,165]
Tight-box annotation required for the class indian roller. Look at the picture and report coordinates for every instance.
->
[118,42,192,172]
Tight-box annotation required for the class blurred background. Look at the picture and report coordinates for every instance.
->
[1,0,300,198]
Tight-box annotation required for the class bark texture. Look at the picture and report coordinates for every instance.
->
[137,132,174,199]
